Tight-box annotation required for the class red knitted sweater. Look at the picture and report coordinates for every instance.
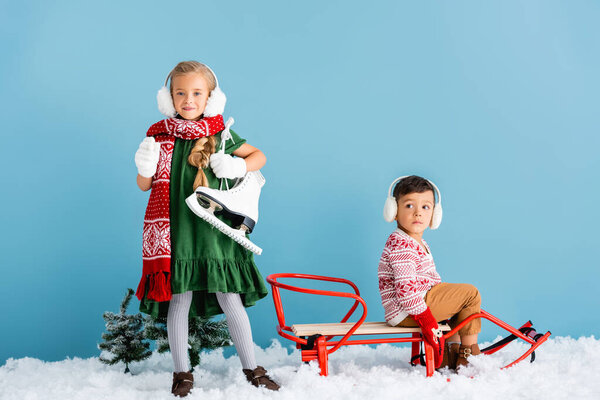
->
[378,229,442,326]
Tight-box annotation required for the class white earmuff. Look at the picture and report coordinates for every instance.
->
[202,86,226,117]
[383,175,406,223]
[156,63,227,118]
[428,180,443,230]
[383,176,443,229]
[157,85,176,117]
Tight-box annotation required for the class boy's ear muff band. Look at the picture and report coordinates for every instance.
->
[383,176,443,230]
[156,63,227,118]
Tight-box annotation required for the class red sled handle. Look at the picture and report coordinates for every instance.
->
[267,273,367,353]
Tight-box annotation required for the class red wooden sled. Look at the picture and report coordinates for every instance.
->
[267,273,551,377]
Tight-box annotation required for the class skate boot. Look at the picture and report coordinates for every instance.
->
[185,170,265,255]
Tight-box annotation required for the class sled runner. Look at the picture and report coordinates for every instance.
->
[266,273,551,377]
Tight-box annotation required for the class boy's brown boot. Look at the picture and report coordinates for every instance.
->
[243,366,280,391]
[171,371,194,397]
[437,342,460,370]
[456,344,481,370]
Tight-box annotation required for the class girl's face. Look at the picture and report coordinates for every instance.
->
[171,73,211,120]
[395,190,435,239]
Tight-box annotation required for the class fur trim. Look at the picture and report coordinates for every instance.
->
[203,87,227,117]
[157,86,176,117]
[430,206,443,230]
[383,197,397,222]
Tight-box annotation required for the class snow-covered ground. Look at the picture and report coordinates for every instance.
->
[1,336,598,400]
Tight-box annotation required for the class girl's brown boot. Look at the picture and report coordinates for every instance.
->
[171,371,194,397]
[243,366,280,391]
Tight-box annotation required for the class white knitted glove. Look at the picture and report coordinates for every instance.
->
[135,137,161,178]
[209,153,247,179]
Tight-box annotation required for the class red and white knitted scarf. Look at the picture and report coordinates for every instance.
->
[135,115,225,302]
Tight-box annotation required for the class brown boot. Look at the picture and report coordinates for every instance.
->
[171,371,194,397]
[243,366,280,391]
[437,342,450,370]
[442,343,460,371]
[456,344,481,370]
[438,343,460,370]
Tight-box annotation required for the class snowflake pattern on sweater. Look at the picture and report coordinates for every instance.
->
[378,229,441,325]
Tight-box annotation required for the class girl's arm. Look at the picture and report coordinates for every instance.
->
[232,143,266,171]
[137,175,153,191]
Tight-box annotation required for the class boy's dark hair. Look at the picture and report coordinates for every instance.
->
[392,175,435,201]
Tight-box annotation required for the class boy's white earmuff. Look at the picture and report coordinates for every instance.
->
[383,176,443,230]
[156,63,227,118]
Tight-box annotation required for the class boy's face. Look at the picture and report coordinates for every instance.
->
[171,73,210,120]
[395,190,435,237]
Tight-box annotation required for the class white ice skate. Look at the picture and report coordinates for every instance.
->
[185,118,265,255]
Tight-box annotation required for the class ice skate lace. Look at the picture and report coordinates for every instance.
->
[215,117,265,193]
[218,117,236,191]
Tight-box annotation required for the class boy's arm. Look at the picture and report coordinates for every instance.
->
[389,247,429,315]
[390,246,443,366]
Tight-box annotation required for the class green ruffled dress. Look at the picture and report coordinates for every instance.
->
[139,129,268,318]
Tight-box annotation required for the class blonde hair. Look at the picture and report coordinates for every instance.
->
[167,61,218,190]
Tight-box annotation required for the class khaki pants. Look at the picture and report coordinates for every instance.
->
[397,282,481,336]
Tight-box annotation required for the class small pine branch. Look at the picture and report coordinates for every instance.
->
[143,315,170,354]
[98,288,152,373]
[120,288,134,315]
[188,316,231,370]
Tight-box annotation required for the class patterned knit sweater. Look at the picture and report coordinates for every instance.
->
[378,229,442,326]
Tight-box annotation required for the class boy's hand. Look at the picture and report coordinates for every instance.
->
[412,307,444,368]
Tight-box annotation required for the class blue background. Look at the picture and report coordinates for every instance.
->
[1,0,598,363]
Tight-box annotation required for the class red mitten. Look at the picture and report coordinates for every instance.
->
[412,307,444,368]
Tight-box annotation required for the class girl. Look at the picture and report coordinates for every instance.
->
[378,175,482,371]
[134,61,279,396]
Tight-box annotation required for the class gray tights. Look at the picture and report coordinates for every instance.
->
[167,291,257,372]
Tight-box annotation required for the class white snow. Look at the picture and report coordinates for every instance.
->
[1,336,599,400]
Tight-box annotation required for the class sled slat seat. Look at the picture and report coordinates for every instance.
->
[292,321,451,337]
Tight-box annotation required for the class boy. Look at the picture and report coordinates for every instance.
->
[378,175,481,370]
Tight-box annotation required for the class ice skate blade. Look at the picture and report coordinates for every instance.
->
[186,194,262,255]
[195,194,223,213]
[194,191,256,233]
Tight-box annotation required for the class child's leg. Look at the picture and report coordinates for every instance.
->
[446,332,460,343]
[167,291,193,372]
[215,292,257,370]
[398,282,482,340]
[425,282,481,339]
[397,283,481,369]
[459,334,478,346]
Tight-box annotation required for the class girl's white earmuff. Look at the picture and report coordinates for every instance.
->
[383,176,443,230]
[156,63,227,118]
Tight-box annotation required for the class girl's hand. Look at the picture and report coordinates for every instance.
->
[135,137,161,178]
[209,153,247,179]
